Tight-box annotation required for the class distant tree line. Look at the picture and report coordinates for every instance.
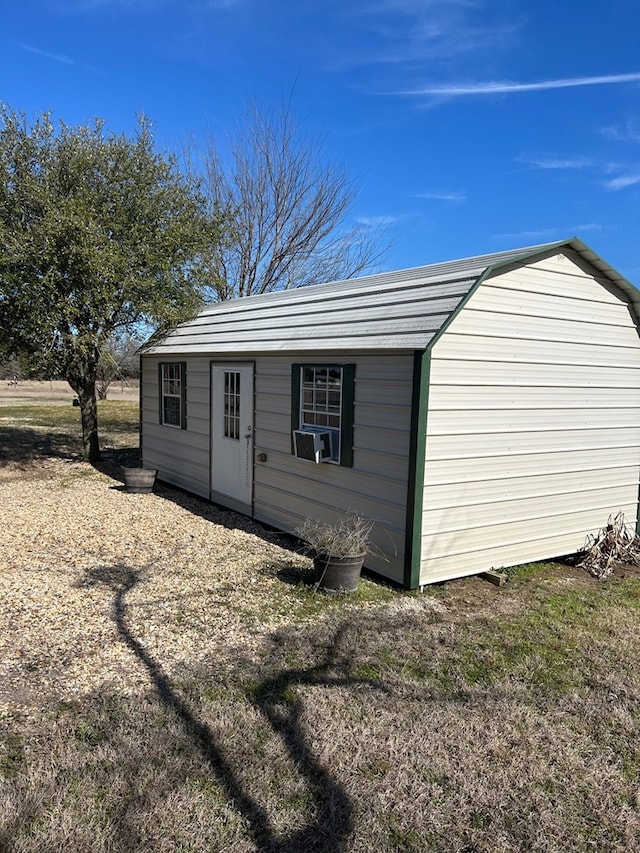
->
[1,332,140,388]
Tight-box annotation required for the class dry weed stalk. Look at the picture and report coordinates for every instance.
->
[578,512,640,579]
[295,512,374,557]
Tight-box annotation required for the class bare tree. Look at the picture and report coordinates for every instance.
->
[96,334,141,400]
[204,103,389,300]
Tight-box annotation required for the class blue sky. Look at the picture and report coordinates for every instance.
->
[3,0,640,281]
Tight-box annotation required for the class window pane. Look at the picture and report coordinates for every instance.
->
[161,363,184,427]
[224,370,240,439]
[163,396,181,426]
[298,364,344,461]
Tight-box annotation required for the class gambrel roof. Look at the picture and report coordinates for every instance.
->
[144,238,639,356]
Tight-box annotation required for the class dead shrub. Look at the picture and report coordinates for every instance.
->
[578,512,640,579]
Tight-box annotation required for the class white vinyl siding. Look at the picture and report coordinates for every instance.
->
[142,357,211,497]
[253,353,413,582]
[420,253,640,584]
[141,351,412,583]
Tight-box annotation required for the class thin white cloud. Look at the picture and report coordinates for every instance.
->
[603,172,640,190]
[15,42,75,65]
[601,119,640,144]
[14,39,104,74]
[497,224,602,241]
[516,155,593,170]
[413,190,466,202]
[398,71,640,98]
[330,0,523,71]
[56,0,162,11]
[356,215,399,227]
[193,0,246,8]
[358,0,479,13]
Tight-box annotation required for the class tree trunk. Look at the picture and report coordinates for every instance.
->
[67,353,101,464]
[78,389,100,463]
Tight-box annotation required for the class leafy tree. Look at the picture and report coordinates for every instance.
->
[0,106,227,462]
[204,102,389,300]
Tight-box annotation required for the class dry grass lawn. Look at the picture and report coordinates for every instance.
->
[0,378,139,407]
[1,388,640,852]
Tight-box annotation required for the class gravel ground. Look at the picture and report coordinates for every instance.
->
[0,457,311,718]
[2,432,608,727]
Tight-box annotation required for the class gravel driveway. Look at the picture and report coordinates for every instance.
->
[0,458,309,719]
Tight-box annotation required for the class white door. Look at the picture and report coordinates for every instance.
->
[211,363,254,509]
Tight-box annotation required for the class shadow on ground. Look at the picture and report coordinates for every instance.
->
[0,425,138,472]
[0,426,80,463]
[75,562,371,852]
[150,478,303,555]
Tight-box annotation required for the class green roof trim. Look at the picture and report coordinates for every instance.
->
[424,239,575,353]
[404,350,431,589]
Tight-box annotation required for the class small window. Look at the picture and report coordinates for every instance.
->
[224,370,241,440]
[291,363,355,466]
[159,362,186,428]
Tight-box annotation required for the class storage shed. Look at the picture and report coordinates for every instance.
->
[141,238,640,587]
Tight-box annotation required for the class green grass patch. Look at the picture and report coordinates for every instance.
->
[0,733,25,779]
[338,576,640,696]
[254,561,400,625]
[0,404,78,428]
[0,401,138,432]
[454,579,639,691]
[95,401,140,434]
[501,560,568,580]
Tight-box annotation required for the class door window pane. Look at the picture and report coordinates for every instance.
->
[224,371,240,439]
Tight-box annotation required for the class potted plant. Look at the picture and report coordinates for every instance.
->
[296,511,375,593]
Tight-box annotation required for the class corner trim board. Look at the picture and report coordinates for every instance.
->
[404,349,430,589]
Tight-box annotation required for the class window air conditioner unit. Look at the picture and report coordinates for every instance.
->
[292,430,332,464]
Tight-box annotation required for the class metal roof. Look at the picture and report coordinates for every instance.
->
[143,238,639,356]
